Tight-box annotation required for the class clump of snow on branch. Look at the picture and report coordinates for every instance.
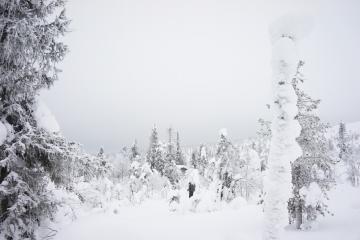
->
[0,121,7,145]
[263,15,312,240]
[299,182,323,209]
[33,99,60,133]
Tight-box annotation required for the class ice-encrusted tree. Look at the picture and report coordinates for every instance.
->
[263,16,309,240]
[174,132,185,165]
[163,127,179,184]
[256,118,272,171]
[337,123,360,186]
[130,140,140,161]
[288,61,335,229]
[98,146,105,158]
[216,129,237,201]
[198,144,208,175]
[146,126,165,174]
[0,1,69,239]
[337,123,349,161]
[190,144,208,176]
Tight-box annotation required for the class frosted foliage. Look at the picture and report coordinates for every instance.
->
[263,18,303,240]
[0,121,7,145]
[33,100,60,133]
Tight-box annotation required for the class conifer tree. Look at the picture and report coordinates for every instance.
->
[98,146,105,158]
[216,130,236,201]
[189,144,208,176]
[256,118,271,171]
[174,132,185,165]
[0,1,69,239]
[163,127,179,185]
[288,61,335,229]
[338,123,350,161]
[337,123,360,186]
[146,126,165,175]
[130,140,140,161]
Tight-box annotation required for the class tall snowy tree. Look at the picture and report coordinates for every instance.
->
[130,140,140,161]
[236,146,262,201]
[174,131,185,165]
[337,123,348,161]
[216,129,237,201]
[146,126,165,175]
[288,61,335,229]
[336,123,360,187]
[256,118,271,171]
[97,146,105,158]
[263,17,304,240]
[163,127,179,184]
[190,144,208,176]
[0,1,69,239]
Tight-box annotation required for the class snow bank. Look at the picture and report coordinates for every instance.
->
[33,99,60,133]
[51,184,360,240]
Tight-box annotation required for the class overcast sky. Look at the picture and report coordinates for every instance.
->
[41,0,360,153]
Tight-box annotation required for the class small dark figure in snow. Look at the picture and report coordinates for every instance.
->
[188,182,196,198]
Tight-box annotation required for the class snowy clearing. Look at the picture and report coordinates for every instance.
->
[53,184,360,240]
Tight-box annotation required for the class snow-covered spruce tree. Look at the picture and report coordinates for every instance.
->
[0,1,69,239]
[97,146,105,158]
[174,131,185,165]
[190,149,198,168]
[198,144,208,175]
[146,126,165,175]
[347,133,360,187]
[336,123,360,186]
[216,129,237,201]
[235,145,262,201]
[337,123,349,161]
[263,16,306,240]
[288,60,335,229]
[256,118,272,171]
[130,140,140,161]
[190,144,208,176]
[163,127,179,185]
[97,146,107,168]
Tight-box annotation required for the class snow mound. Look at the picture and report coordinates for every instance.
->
[0,121,7,145]
[33,99,60,133]
[269,15,313,43]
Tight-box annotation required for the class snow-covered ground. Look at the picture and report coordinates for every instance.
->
[52,184,360,240]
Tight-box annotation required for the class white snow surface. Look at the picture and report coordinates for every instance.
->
[33,99,60,133]
[51,184,360,240]
[0,121,7,145]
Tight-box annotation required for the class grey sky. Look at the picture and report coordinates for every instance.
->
[41,0,360,153]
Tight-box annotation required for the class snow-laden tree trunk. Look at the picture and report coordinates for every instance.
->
[263,16,310,240]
